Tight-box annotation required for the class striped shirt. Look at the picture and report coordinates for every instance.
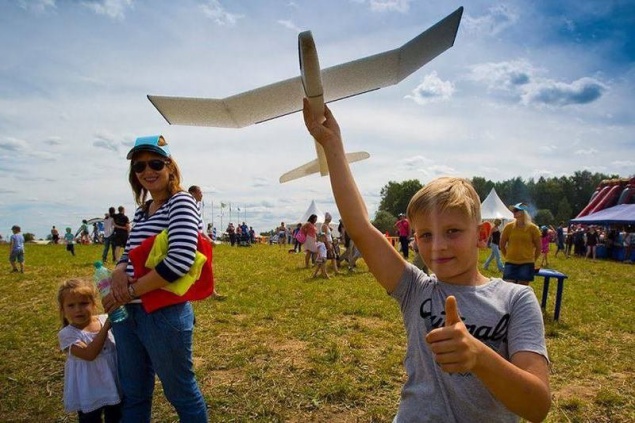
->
[119,191,203,283]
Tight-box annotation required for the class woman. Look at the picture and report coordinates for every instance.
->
[301,214,319,268]
[102,135,208,422]
[320,212,339,274]
[500,203,541,285]
[483,219,504,272]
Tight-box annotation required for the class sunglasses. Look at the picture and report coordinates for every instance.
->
[131,159,170,173]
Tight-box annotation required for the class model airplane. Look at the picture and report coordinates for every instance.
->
[148,7,463,183]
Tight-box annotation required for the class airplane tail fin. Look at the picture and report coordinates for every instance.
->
[279,151,370,183]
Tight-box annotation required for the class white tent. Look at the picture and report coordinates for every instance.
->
[480,188,514,220]
[298,200,325,224]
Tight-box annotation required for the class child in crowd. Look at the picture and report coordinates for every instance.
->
[9,225,25,273]
[64,227,75,256]
[313,233,330,279]
[302,99,551,422]
[57,279,121,422]
[539,225,551,268]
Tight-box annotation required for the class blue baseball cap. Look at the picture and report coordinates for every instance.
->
[510,203,528,212]
[126,135,171,159]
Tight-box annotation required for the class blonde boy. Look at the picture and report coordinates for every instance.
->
[302,99,550,422]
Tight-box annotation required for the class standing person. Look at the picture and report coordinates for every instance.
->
[585,226,599,260]
[9,225,25,273]
[321,212,340,274]
[64,227,76,256]
[301,214,319,268]
[112,206,130,262]
[292,223,303,253]
[51,226,60,244]
[394,213,411,259]
[554,222,566,257]
[101,135,208,422]
[76,220,90,245]
[189,185,225,299]
[102,207,117,264]
[226,222,236,246]
[276,222,287,246]
[483,219,504,272]
[338,219,362,271]
[500,203,541,286]
[57,279,121,423]
[302,100,550,422]
[312,233,330,279]
[538,226,553,268]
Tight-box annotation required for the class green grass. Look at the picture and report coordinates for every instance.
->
[0,243,633,422]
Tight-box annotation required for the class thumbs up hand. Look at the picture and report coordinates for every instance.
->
[425,296,483,373]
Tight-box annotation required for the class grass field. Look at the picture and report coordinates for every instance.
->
[0,243,633,422]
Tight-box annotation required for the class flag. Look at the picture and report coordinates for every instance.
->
[221,202,226,208]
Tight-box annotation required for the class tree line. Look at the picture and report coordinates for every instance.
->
[372,170,623,234]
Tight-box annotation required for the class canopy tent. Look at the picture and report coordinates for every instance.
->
[570,204,635,226]
[298,200,325,224]
[480,188,514,220]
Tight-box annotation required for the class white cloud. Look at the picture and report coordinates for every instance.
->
[353,0,411,13]
[0,137,29,152]
[277,19,301,32]
[574,148,599,156]
[405,71,455,105]
[200,0,243,26]
[463,4,519,36]
[468,61,608,107]
[18,0,55,13]
[80,0,133,20]
[521,77,608,106]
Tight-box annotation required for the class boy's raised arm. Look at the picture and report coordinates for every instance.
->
[303,99,406,293]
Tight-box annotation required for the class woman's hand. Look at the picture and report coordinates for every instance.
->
[102,267,134,313]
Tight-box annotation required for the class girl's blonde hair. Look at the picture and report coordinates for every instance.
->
[56,279,98,327]
[407,177,481,228]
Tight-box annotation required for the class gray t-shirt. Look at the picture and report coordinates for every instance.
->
[391,264,548,423]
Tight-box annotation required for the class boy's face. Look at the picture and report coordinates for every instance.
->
[412,207,480,285]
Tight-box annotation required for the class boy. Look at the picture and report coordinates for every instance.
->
[9,225,25,273]
[313,233,330,279]
[302,99,551,422]
[64,227,76,256]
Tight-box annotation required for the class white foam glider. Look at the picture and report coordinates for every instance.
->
[148,7,463,183]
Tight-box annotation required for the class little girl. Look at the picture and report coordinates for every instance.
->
[313,233,330,279]
[57,279,121,423]
[539,225,551,268]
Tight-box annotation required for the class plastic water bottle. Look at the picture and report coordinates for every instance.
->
[93,261,128,323]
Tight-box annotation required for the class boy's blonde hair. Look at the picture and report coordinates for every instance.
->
[56,279,98,327]
[407,177,481,228]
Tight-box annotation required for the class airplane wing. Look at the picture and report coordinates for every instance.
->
[279,151,370,183]
[147,7,463,128]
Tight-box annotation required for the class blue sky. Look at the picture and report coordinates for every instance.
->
[1,0,633,239]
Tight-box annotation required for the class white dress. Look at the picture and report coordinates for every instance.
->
[58,314,120,413]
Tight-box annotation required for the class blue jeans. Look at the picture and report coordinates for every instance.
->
[111,302,208,423]
[483,244,504,271]
[102,235,116,262]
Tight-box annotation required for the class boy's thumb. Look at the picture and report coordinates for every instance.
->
[444,296,462,326]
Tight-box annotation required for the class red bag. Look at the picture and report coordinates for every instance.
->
[128,232,214,313]
[295,229,307,244]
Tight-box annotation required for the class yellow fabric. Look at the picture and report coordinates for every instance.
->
[145,230,207,296]
[502,222,541,264]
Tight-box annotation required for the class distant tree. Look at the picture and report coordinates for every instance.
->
[471,176,494,201]
[534,210,555,227]
[555,198,573,223]
[372,210,397,235]
[378,179,423,217]
[24,233,35,242]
